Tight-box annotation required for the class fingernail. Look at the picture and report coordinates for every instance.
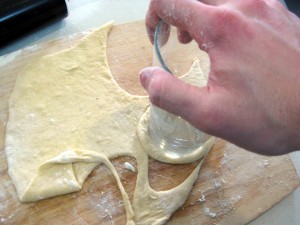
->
[139,67,153,90]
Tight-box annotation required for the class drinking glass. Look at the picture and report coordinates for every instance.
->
[148,20,212,161]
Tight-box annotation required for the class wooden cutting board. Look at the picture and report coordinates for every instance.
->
[0,20,299,225]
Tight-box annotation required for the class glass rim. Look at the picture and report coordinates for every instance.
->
[154,20,173,74]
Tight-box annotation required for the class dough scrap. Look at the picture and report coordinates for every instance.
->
[5,22,213,225]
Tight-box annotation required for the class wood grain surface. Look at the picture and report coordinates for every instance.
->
[0,20,299,225]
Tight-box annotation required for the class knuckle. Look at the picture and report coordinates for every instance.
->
[240,0,266,9]
[215,7,240,27]
[210,7,242,38]
[211,6,254,44]
[244,0,267,8]
[239,0,270,17]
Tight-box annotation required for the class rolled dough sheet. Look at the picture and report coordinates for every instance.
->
[5,22,213,225]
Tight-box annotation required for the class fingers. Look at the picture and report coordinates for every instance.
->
[146,0,215,43]
[145,3,161,44]
[177,29,193,44]
[139,67,214,133]
[156,21,171,47]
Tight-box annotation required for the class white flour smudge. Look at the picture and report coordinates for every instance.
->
[0,50,22,67]
[204,207,217,218]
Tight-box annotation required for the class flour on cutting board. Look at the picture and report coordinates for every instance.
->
[185,144,244,219]
[188,143,250,219]
[0,44,44,67]
[0,50,23,67]
[187,142,297,221]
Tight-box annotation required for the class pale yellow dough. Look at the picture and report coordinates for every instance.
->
[5,22,213,225]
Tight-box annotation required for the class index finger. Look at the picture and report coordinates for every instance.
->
[145,0,216,43]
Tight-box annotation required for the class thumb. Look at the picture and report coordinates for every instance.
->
[139,67,213,132]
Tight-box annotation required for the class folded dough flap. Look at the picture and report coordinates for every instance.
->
[20,149,113,202]
[20,149,97,202]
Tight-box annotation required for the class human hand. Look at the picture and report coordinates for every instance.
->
[140,0,300,155]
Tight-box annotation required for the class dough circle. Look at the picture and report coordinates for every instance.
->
[137,107,215,164]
